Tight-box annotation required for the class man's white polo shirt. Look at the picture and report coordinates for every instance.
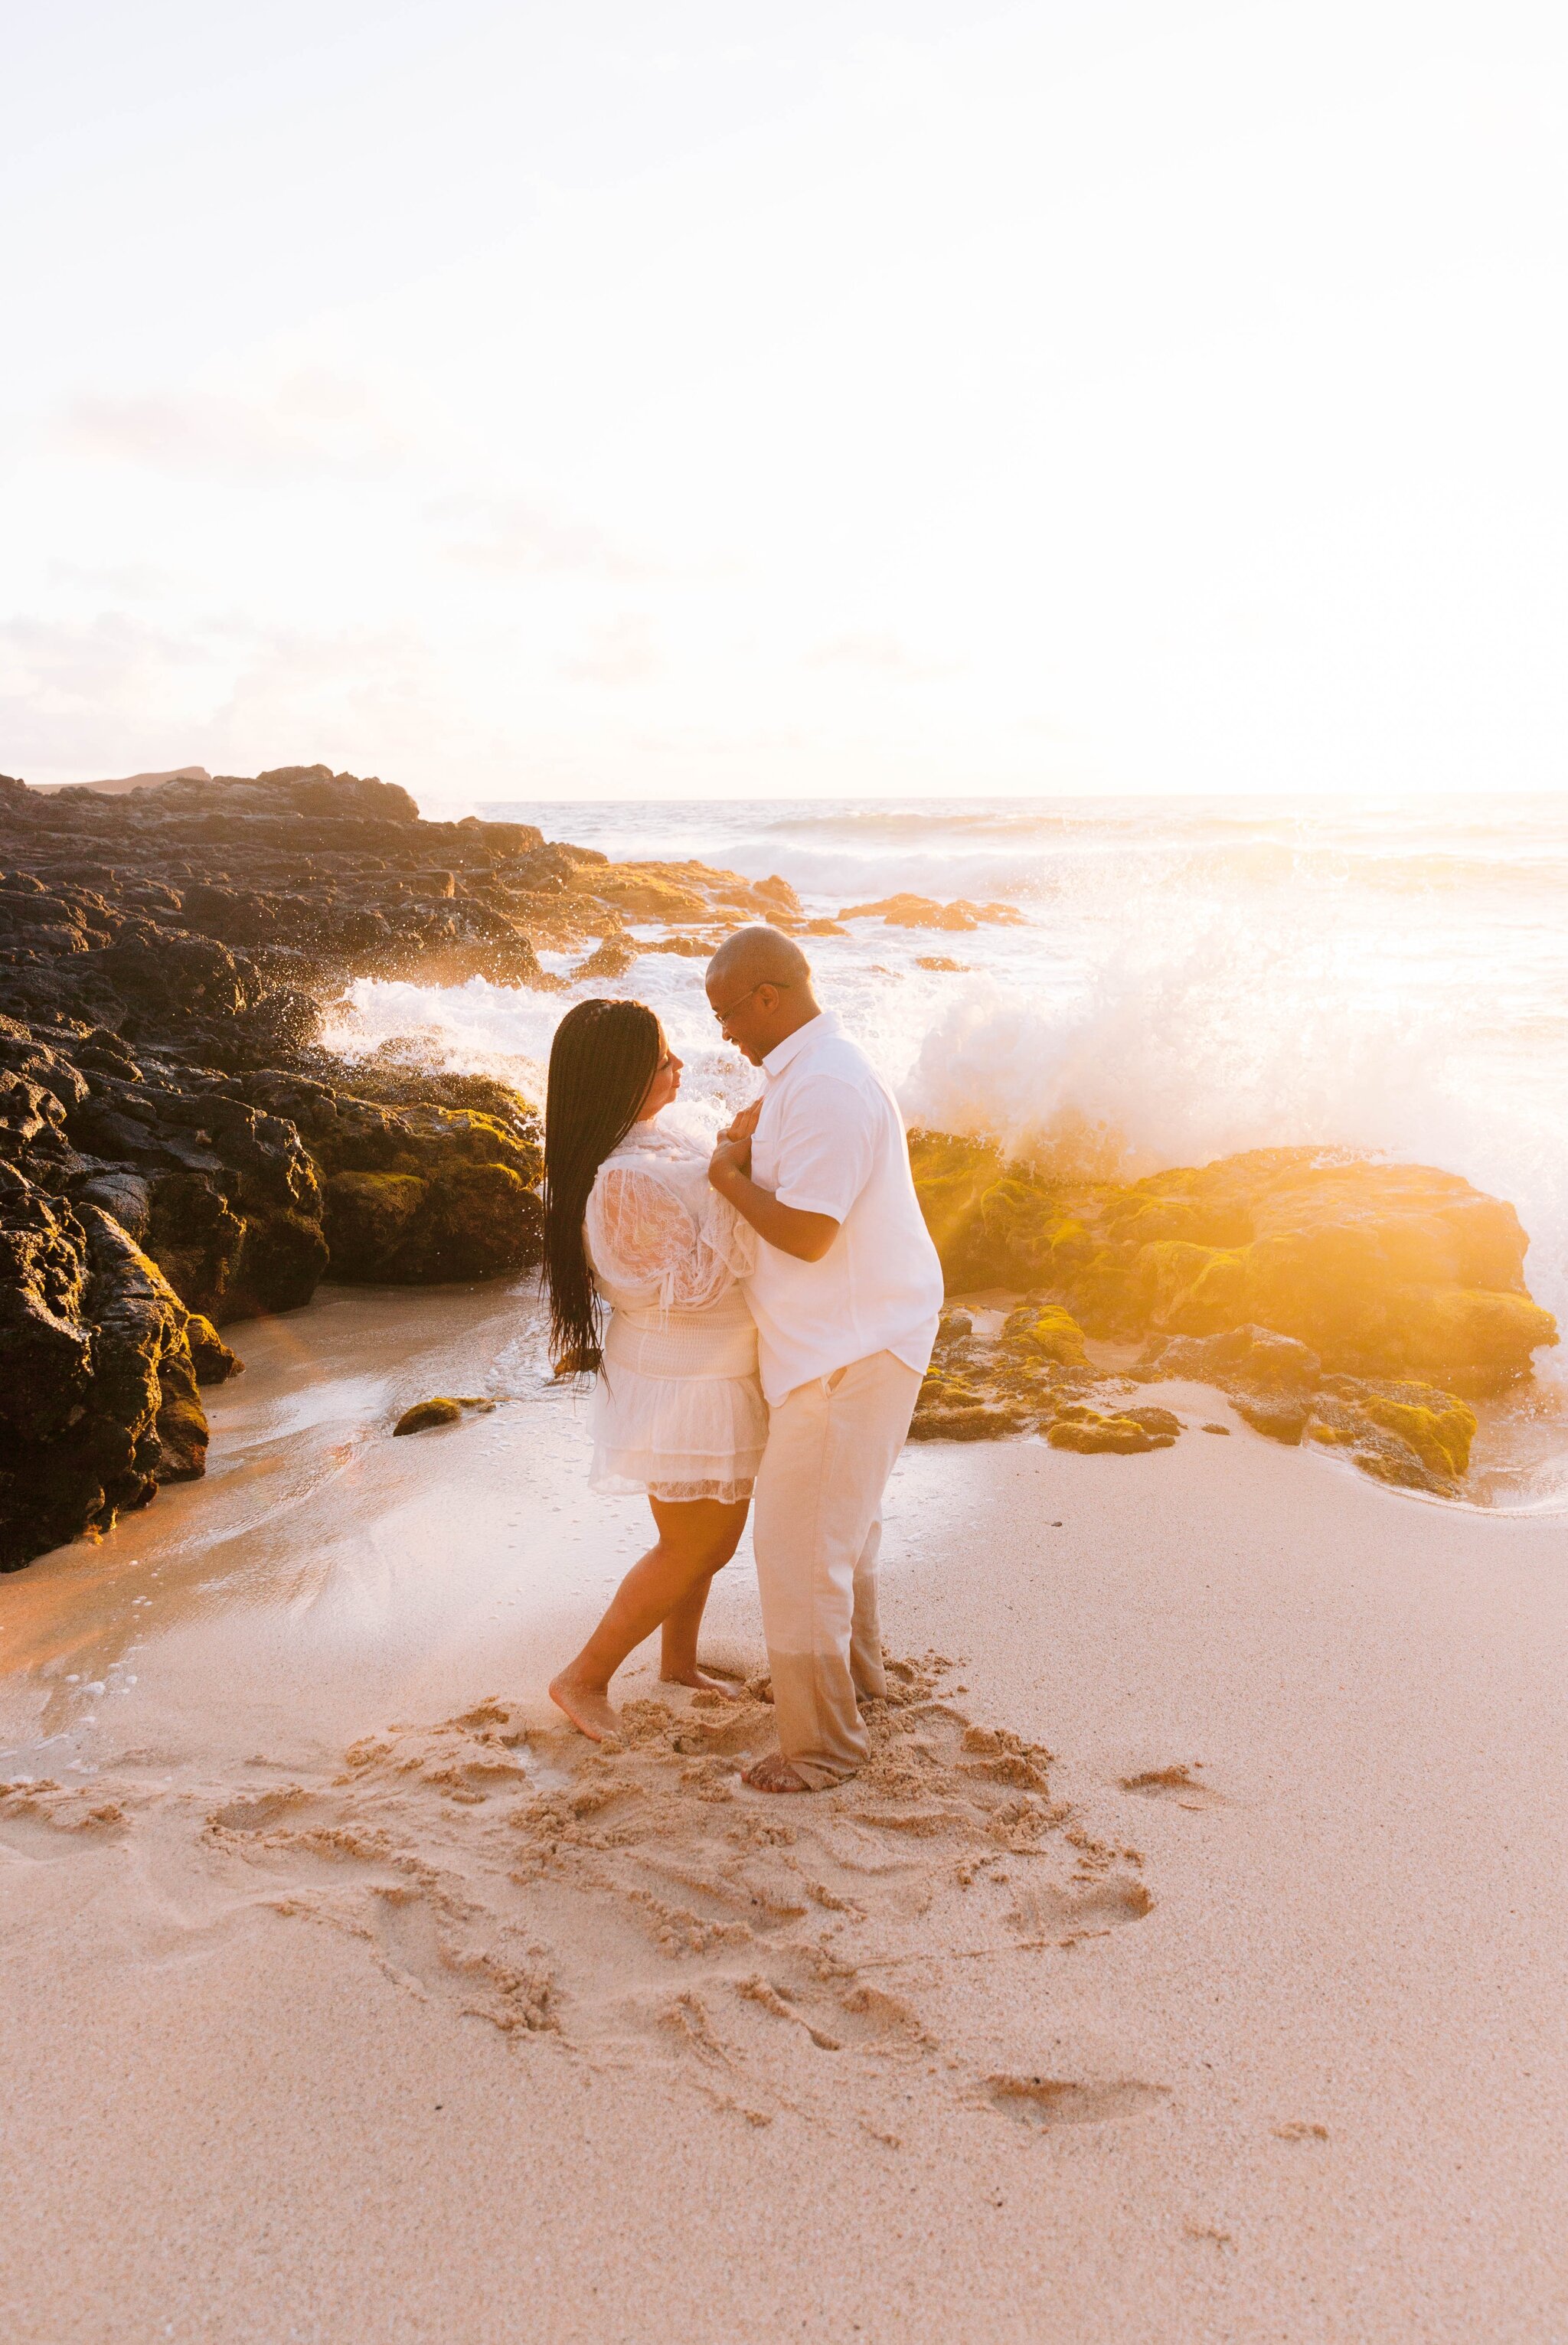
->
[742,1011,943,1406]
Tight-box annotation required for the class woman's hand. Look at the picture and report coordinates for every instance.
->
[719,1099,762,1145]
[710,1097,760,1188]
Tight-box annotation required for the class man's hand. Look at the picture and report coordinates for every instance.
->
[708,1161,838,1262]
[709,1093,838,1261]
[709,1130,753,1185]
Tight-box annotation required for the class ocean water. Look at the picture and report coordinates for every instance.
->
[321,795,1568,1499]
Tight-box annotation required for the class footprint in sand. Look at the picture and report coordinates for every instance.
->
[0,1780,131,1854]
[1008,1877,1153,1938]
[1118,1765,1227,1811]
[365,1885,557,2036]
[985,2075,1171,2128]
[183,1660,1157,2134]
[207,1788,318,1833]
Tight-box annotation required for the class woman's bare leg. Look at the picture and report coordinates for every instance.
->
[658,1545,746,1695]
[550,1496,750,1741]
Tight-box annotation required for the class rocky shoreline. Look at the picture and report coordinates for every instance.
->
[1,763,1559,1569]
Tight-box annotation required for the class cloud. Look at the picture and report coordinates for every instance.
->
[558,614,661,686]
[0,609,477,789]
[59,373,410,479]
[437,495,653,578]
[46,557,178,596]
[204,621,470,772]
[803,631,960,678]
[0,611,211,777]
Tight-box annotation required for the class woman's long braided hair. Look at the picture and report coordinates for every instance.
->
[542,997,662,1373]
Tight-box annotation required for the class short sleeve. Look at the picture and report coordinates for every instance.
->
[770,1075,877,1222]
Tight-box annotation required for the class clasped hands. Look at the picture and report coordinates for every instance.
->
[708,1097,761,1190]
[705,1098,838,1261]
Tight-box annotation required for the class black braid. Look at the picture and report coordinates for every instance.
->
[541,998,662,1373]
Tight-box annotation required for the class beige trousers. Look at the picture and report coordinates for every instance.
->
[751,1350,923,1788]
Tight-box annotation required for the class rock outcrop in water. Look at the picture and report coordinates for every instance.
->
[0,766,805,1005]
[911,1135,1557,1396]
[908,1137,1557,1494]
[838,893,1027,933]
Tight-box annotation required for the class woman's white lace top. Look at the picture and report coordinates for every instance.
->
[580,1121,765,1505]
[584,1123,756,1311]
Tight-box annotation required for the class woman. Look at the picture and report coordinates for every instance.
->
[543,997,766,1742]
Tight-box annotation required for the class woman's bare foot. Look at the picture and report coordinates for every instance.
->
[549,1667,621,1742]
[743,1752,813,1793]
[658,1666,745,1698]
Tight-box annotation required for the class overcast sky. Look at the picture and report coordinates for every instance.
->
[4,0,1564,803]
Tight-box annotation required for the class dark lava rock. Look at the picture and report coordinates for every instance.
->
[226,1071,542,1284]
[1231,1393,1312,1445]
[0,995,544,1566]
[1120,1404,1182,1437]
[0,766,581,1566]
[185,1313,243,1383]
[1135,1323,1322,1393]
[0,1172,215,1572]
[1136,1324,1319,1445]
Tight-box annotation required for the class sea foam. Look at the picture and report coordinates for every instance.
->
[325,794,1568,1370]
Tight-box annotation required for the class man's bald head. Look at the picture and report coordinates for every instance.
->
[707,925,812,992]
[706,926,820,1065]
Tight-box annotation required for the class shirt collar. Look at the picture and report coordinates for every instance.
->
[762,1010,840,1080]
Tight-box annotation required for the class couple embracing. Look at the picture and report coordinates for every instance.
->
[543,926,943,1793]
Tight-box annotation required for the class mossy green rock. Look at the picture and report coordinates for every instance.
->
[184,1311,243,1384]
[909,1364,1027,1441]
[394,1396,462,1435]
[393,1393,496,1435]
[1047,1409,1175,1455]
[1001,1302,1089,1367]
[1357,1389,1475,1479]
[908,1400,1027,1441]
[910,1135,1557,1396]
[235,1076,544,1285]
[1312,1376,1477,1481]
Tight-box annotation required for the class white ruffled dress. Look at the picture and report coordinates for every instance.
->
[583,1122,766,1504]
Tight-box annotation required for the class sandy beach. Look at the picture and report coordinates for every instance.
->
[2,1282,1564,2344]
[11,0,1568,2330]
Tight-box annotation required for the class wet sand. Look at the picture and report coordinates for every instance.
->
[2,1285,1566,2343]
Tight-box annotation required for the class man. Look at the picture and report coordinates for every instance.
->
[706,926,943,1792]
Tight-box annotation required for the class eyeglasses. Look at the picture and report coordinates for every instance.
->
[710,978,789,1027]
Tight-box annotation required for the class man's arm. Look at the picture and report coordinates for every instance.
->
[709,1132,839,1262]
